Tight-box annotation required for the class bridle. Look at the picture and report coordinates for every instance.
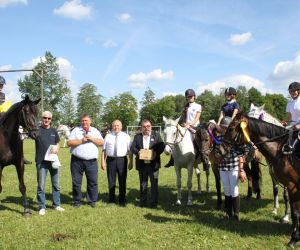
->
[164,123,188,150]
[18,104,39,135]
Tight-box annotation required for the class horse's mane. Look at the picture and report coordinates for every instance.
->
[0,101,24,125]
[248,116,288,139]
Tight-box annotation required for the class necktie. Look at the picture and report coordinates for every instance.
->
[114,134,118,157]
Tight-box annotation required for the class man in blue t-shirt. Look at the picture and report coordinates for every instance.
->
[35,111,64,215]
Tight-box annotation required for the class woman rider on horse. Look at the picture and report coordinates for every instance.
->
[164,88,202,168]
[217,87,239,126]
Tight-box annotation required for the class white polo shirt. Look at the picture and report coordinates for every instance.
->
[286,97,300,126]
[103,131,131,157]
[186,102,202,126]
[68,126,103,160]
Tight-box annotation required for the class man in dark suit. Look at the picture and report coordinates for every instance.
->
[131,119,165,208]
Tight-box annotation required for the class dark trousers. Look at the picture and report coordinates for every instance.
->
[106,156,128,203]
[138,166,158,206]
[71,155,98,205]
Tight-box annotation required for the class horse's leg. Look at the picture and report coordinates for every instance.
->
[288,200,300,248]
[270,171,279,215]
[187,163,193,206]
[280,186,290,223]
[16,163,30,216]
[244,163,252,199]
[212,164,222,209]
[175,166,182,205]
[0,166,2,194]
[205,165,210,193]
[194,165,201,194]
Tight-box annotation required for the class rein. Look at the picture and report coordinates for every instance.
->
[165,124,188,149]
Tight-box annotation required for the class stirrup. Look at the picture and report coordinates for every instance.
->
[282,144,293,155]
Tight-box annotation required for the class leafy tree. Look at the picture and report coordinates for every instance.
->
[248,87,264,107]
[18,51,70,124]
[141,87,156,106]
[58,89,76,127]
[264,93,288,120]
[140,96,176,125]
[102,92,138,129]
[77,83,104,129]
[236,85,249,112]
[174,94,186,118]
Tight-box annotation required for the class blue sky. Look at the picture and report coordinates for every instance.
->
[1,0,300,104]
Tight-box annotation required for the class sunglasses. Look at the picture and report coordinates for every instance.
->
[43,117,52,120]
[142,125,151,128]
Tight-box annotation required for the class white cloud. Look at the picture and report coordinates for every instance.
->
[128,69,174,83]
[116,13,132,23]
[103,40,118,48]
[129,82,146,89]
[53,0,92,20]
[0,0,27,8]
[197,74,267,95]
[162,92,177,97]
[0,64,12,71]
[268,52,300,89]
[229,32,252,46]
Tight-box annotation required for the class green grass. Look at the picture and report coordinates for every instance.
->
[0,140,294,249]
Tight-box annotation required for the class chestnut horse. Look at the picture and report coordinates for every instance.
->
[0,95,40,215]
[219,112,300,247]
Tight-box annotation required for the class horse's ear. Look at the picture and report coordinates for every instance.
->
[175,117,180,124]
[25,95,30,102]
[34,98,41,105]
[250,103,254,109]
[261,104,265,109]
[163,116,167,123]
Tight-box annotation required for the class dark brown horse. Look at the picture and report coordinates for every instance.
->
[219,112,300,247]
[195,121,263,209]
[0,95,40,215]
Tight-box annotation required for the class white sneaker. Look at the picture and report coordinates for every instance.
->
[54,206,65,212]
[39,208,46,215]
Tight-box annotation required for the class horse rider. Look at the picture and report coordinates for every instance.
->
[164,88,202,168]
[217,87,240,126]
[283,81,300,154]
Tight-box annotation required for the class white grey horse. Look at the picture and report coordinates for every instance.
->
[57,124,71,148]
[163,116,199,206]
[248,103,289,223]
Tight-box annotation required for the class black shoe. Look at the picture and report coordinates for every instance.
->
[229,214,240,221]
[89,202,96,208]
[73,203,81,208]
[150,203,158,209]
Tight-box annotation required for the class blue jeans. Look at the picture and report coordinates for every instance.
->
[36,161,61,209]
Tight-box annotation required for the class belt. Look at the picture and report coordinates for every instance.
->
[72,155,97,161]
[107,156,126,159]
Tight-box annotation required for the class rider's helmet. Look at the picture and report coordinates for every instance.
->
[0,75,6,85]
[185,89,196,98]
[220,116,232,128]
[224,87,236,95]
[288,82,300,92]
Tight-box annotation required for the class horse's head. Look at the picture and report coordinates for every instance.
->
[219,112,248,156]
[163,116,180,155]
[19,95,41,139]
[248,103,265,119]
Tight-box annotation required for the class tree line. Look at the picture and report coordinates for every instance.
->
[18,51,289,130]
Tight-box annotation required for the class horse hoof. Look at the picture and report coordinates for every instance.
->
[176,200,182,206]
[187,200,193,206]
[288,239,296,249]
[280,216,290,224]
[272,208,278,215]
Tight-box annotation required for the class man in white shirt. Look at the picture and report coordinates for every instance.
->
[67,113,104,208]
[101,120,132,206]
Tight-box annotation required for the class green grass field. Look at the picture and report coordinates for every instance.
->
[0,140,294,249]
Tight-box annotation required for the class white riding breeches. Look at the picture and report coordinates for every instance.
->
[220,168,239,197]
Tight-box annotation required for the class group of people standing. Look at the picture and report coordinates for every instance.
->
[2,74,300,220]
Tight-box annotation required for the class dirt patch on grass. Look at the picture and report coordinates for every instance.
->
[52,233,76,241]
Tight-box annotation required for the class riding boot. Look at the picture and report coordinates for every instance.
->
[164,155,174,168]
[231,195,240,221]
[224,195,233,219]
